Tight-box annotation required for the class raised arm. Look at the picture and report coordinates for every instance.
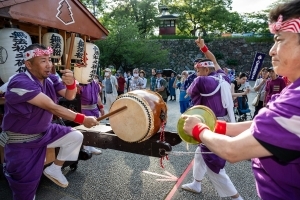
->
[195,36,221,71]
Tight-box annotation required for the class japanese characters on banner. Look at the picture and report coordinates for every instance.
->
[42,29,64,63]
[66,34,84,63]
[0,28,32,82]
[74,42,100,84]
[248,52,266,81]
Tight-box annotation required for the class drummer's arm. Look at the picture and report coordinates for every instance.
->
[225,121,253,137]
[200,129,272,163]
[195,36,221,71]
[97,94,104,116]
[28,92,79,121]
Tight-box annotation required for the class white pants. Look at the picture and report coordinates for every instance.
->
[193,146,238,197]
[105,93,117,110]
[47,130,83,161]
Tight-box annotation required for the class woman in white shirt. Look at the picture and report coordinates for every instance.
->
[139,70,147,89]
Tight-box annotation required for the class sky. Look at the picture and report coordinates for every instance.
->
[231,0,278,14]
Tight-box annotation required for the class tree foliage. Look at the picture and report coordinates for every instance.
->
[95,17,169,72]
[168,0,238,36]
[101,0,159,37]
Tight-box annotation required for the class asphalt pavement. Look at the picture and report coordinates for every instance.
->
[0,82,260,200]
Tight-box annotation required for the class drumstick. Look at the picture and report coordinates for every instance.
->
[65,33,75,70]
[96,106,127,121]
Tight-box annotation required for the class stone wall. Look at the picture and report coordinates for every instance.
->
[157,38,273,74]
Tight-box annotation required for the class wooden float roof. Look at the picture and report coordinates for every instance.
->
[0,0,109,40]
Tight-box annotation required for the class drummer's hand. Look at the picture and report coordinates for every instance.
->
[195,35,205,48]
[83,116,99,128]
[60,69,75,85]
[182,115,204,136]
[100,108,105,116]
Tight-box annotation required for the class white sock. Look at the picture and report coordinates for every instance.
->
[232,195,243,200]
[182,179,201,192]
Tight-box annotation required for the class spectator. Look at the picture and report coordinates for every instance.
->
[139,70,147,89]
[264,67,286,105]
[253,67,268,117]
[116,70,126,95]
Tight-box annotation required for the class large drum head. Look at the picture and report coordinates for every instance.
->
[109,93,154,142]
[177,105,217,144]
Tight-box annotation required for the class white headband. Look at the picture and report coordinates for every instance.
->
[195,61,214,68]
[23,47,53,61]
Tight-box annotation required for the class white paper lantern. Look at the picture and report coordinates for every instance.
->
[66,34,84,62]
[0,28,32,82]
[42,29,64,63]
[74,42,100,84]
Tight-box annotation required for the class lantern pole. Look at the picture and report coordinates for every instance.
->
[38,26,42,44]
[65,33,75,70]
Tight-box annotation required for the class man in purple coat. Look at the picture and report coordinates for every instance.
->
[78,78,104,154]
[0,44,99,200]
[182,38,241,200]
[183,1,300,199]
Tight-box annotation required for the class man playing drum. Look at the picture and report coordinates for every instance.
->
[181,38,243,200]
[183,0,300,199]
[0,44,99,200]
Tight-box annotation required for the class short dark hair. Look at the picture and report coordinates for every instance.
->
[269,0,300,43]
[193,58,212,63]
[260,67,268,72]
[239,72,247,79]
[24,43,47,52]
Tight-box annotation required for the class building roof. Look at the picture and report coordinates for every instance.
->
[0,0,109,40]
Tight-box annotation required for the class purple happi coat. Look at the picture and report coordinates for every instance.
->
[80,80,101,118]
[2,71,73,200]
[188,69,229,173]
[251,78,300,199]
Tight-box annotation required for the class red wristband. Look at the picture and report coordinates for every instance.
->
[214,120,227,135]
[192,124,209,142]
[74,113,85,124]
[200,45,208,53]
[98,104,104,109]
[66,80,76,90]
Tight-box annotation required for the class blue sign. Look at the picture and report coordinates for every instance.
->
[249,52,266,81]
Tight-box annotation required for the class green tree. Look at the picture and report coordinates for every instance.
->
[102,0,159,37]
[80,0,106,16]
[95,17,169,72]
[168,0,237,36]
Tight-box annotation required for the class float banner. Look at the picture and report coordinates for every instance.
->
[249,52,266,81]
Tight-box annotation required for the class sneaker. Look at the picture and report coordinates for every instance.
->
[181,183,201,193]
[84,146,102,155]
[43,165,69,188]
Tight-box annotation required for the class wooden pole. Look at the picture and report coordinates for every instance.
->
[38,26,42,44]
[64,31,67,65]
[96,106,127,121]
[65,33,75,70]
[83,35,86,65]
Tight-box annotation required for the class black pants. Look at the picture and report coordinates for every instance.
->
[117,91,124,96]
[169,95,176,100]
[254,100,264,118]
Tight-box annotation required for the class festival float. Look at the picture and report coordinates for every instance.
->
[0,0,181,172]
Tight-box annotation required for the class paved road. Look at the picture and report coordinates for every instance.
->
[0,83,260,200]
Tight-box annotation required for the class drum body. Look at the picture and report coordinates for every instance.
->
[109,90,167,142]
